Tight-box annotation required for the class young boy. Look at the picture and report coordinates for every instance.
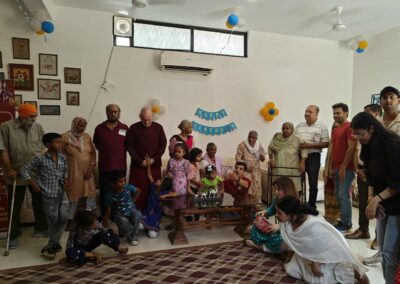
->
[21,132,69,258]
[103,171,142,246]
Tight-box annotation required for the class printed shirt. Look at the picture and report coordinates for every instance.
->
[66,221,105,248]
[105,184,138,216]
[294,120,329,154]
[201,176,223,192]
[20,152,68,198]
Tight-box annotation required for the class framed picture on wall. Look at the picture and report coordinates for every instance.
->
[12,38,30,60]
[66,91,79,106]
[371,94,380,104]
[24,100,37,109]
[0,72,4,80]
[0,51,2,68]
[37,79,61,100]
[64,67,81,84]
[39,53,58,76]
[40,105,60,115]
[14,94,22,109]
[9,64,34,91]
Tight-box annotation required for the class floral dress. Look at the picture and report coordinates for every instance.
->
[167,158,190,195]
[249,197,283,254]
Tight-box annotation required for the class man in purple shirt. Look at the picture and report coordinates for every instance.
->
[93,104,129,219]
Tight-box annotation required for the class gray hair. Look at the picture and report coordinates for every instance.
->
[178,119,192,131]
[106,104,120,112]
[248,130,258,138]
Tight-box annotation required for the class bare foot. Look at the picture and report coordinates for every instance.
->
[118,247,128,255]
[93,253,103,264]
[244,239,263,251]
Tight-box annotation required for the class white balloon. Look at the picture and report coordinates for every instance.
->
[350,41,358,51]
[237,19,246,28]
[29,19,42,32]
[158,106,166,114]
[31,10,47,21]
[153,113,160,120]
[150,99,160,106]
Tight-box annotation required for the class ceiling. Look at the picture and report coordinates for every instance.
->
[52,0,400,42]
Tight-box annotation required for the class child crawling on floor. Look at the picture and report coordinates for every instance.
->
[65,210,128,265]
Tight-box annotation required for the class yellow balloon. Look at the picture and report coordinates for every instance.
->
[274,108,280,116]
[36,30,44,35]
[264,114,274,121]
[226,21,234,29]
[151,105,160,113]
[358,41,368,49]
[260,108,269,116]
[266,102,275,109]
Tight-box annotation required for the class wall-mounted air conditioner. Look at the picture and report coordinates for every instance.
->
[160,51,214,76]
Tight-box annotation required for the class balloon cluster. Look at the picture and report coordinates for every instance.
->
[226,14,239,29]
[260,102,279,122]
[352,40,368,54]
[29,10,55,36]
[147,99,166,120]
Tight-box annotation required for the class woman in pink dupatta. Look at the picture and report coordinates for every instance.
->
[168,120,194,160]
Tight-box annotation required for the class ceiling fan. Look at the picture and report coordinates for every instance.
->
[332,6,346,31]
[132,0,185,8]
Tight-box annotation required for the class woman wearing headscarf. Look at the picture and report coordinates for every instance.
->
[62,117,97,225]
[235,130,266,203]
[168,120,194,160]
[268,122,307,197]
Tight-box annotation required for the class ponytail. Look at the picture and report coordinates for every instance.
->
[296,203,319,216]
[277,196,319,216]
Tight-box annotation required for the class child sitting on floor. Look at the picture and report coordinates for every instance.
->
[66,211,128,265]
[103,171,142,246]
[201,164,224,195]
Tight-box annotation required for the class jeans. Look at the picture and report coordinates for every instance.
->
[377,213,400,284]
[42,191,69,246]
[334,169,355,226]
[7,185,48,240]
[114,208,142,241]
[305,153,320,208]
[357,176,369,232]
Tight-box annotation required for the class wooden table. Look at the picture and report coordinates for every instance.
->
[163,195,257,245]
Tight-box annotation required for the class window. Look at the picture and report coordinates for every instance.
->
[113,17,247,57]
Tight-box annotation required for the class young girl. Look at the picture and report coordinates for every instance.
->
[160,143,192,199]
[203,143,224,176]
[188,147,203,195]
[244,177,298,254]
[201,164,224,194]
[66,211,128,265]
[277,196,369,284]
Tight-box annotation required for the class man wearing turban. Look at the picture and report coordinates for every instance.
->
[0,103,48,249]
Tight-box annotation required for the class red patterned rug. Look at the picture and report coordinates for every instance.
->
[0,241,304,283]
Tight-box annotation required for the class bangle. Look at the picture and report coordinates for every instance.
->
[377,193,384,201]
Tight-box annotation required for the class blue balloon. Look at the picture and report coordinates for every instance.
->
[356,48,365,53]
[41,21,54,33]
[269,109,275,115]
[228,14,239,26]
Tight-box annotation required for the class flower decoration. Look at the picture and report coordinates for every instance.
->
[147,99,166,120]
[260,102,279,122]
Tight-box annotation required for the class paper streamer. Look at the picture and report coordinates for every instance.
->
[195,108,228,121]
[192,121,237,135]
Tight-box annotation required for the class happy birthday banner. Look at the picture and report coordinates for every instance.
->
[192,121,237,135]
[195,108,227,121]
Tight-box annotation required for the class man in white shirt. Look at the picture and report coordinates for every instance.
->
[295,105,329,208]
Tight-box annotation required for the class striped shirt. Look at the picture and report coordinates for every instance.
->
[21,152,68,198]
[294,121,329,154]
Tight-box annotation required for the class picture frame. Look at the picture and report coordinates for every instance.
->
[0,72,4,80]
[12,38,30,60]
[64,67,81,84]
[9,64,34,91]
[0,51,2,68]
[37,79,61,100]
[24,100,37,109]
[40,105,60,115]
[371,94,380,104]
[14,94,22,109]
[39,53,58,76]
[66,91,80,106]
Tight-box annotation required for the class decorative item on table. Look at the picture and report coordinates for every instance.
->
[39,53,58,76]
[66,91,80,106]
[147,99,165,120]
[37,79,61,100]
[64,67,81,84]
[9,64,34,91]
[12,38,30,60]
[260,102,279,122]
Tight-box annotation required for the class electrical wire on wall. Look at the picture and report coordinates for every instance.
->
[219,29,235,55]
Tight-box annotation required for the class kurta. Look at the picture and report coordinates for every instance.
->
[126,121,167,211]
[61,132,96,202]
[235,141,265,203]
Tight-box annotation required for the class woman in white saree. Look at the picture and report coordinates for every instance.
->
[276,196,369,284]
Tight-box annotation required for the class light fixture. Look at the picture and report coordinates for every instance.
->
[132,0,147,8]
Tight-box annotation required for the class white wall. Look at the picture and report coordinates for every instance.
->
[352,26,400,115]
[0,2,354,159]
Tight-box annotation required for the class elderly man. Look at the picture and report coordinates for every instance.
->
[93,104,129,219]
[294,105,329,209]
[0,104,47,249]
[126,107,167,211]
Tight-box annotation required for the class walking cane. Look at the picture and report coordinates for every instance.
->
[4,178,16,256]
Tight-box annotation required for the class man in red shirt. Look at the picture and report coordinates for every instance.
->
[329,103,357,233]
[93,104,129,219]
[224,161,252,206]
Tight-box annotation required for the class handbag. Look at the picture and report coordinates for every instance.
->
[253,216,272,234]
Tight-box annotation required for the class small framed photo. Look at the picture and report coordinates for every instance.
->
[40,105,60,115]
[12,38,30,60]
[66,91,80,106]
[9,64,34,91]
[64,67,81,84]
[39,53,58,76]
[0,51,2,68]
[37,79,61,100]
[14,94,22,109]
[24,100,37,109]
[0,72,4,80]
[371,94,380,104]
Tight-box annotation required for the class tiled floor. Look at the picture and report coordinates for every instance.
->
[0,202,384,283]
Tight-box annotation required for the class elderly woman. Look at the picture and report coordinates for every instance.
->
[235,130,266,203]
[168,119,194,159]
[268,122,307,197]
[62,117,97,224]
